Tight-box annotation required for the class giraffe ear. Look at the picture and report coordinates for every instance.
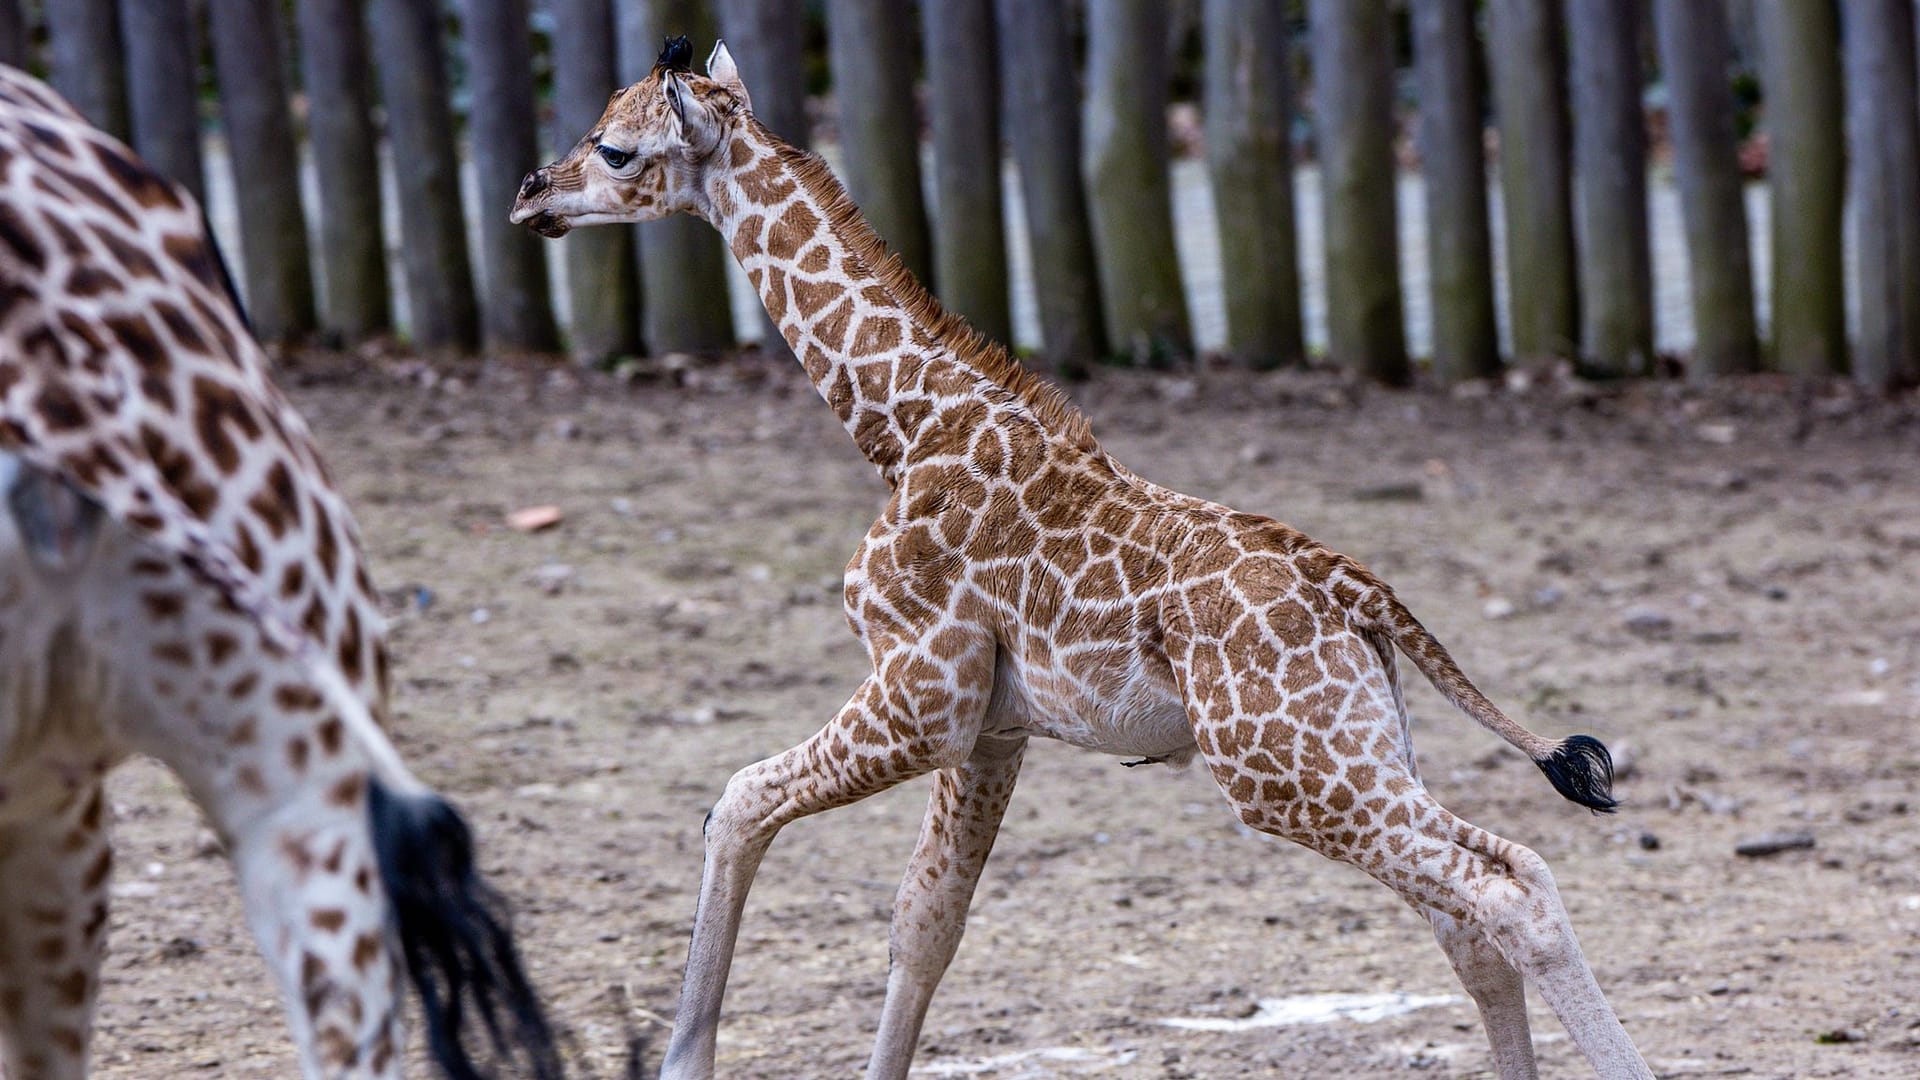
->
[663,71,724,150]
[706,39,751,112]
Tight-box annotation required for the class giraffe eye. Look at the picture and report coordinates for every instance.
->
[597,145,633,170]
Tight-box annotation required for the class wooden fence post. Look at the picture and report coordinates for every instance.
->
[713,0,808,362]
[1567,0,1653,376]
[996,0,1108,376]
[369,0,479,350]
[1085,0,1191,364]
[1845,0,1920,389]
[1411,0,1500,382]
[620,0,737,356]
[712,0,809,147]
[120,0,206,202]
[207,0,318,341]
[551,0,642,364]
[1203,0,1303,371]
[1487,0,1577,361]
[296,0,392,343]
[921,0,1013,345]
[462,0,560,351]
[0,0,26,70]
[1758,0,1845,376]
[1311,0,1408,384]
[1654,0,1758,377]
[46,0,129,138]
[826,0,933,286]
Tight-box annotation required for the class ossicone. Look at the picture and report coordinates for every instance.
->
[658,34,693,73]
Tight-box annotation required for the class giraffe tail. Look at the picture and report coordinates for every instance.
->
[154,537,567,1078]
[1344,563,1619,813]
[368,777,567,1080]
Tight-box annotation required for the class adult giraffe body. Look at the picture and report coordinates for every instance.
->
[515,38,1652,1080]
[0,68,559,1079]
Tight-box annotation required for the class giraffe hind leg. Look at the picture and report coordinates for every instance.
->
[1427,909,1538,1080]
[1352,807,1652,1080]
[0,778,112,1080]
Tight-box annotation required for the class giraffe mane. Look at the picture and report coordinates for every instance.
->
[760,123,1099,453]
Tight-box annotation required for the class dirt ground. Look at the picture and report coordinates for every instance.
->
[85,352,1920,1079]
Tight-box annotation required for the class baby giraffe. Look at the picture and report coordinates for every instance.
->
[515,37,1653,1080]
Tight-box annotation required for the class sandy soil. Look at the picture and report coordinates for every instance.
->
[84,352,1920,1079]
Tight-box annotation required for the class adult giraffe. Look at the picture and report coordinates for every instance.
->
[0,67,560,1079]
[514,37,1652,1080]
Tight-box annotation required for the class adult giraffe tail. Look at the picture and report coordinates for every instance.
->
[1342,562,1618,813]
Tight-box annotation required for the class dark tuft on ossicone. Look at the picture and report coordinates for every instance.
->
[658,35,693,73]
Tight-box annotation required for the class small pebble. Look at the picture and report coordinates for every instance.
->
[1622,608,1673,636]
[1735,831,1816,858]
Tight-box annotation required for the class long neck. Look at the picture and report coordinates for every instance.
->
[702,123,966,480]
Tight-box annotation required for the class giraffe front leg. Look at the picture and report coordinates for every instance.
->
[866,734,1026,1080]
[0,778,112,1080]
[1427,909,1538,1080]
[662,644,995,1080]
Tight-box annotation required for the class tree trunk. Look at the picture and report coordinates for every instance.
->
[1411,0,1500,381]
[1758,0,1845,376]
[1311,0,1408,384]
[826,0,933,285]
[1203,0,1304,371]
[1083,0,1191,364]
[713,0,807,361]
[551,0,642,364]
[921,0,1013,345]
[1845,0,1920,389]
[368,0,479,350]
[1567,0,1653,376]
[121,0,206,202]
[461,0,559,351]
[620,0,737,356]
[712,0,808,147]
[1487,0,1577,361]
[1654,0,1758,377]
[207,0,317,342]
[46,0,129,137]
[296,0,391,343]
[0,0,27,70]
[996,0,1108,376]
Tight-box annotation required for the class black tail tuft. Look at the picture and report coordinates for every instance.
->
[368,778,564,1080]
[1533,735,1618,813]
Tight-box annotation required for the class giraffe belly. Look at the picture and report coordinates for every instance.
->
[990,648,1197,763]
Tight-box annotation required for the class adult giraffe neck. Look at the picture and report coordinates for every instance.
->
[702,119,1097,484]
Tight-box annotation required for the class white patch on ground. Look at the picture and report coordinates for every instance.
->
[1160,991,1462,1033]
[911,1046,1139,1077]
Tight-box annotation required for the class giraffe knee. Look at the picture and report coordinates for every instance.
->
[704,767,781,850]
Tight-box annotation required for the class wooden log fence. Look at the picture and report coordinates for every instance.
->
[5,1,1914,389]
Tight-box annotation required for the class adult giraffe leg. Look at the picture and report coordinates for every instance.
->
[662,635,996,1080]
[1427,909,1538,1080]
[866,734,1027,1080]
[0,778,112,1080]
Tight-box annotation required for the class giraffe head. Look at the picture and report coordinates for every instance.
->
[511,35,749,237]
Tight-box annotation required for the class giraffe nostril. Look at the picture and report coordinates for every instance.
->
[518,169,550,200]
